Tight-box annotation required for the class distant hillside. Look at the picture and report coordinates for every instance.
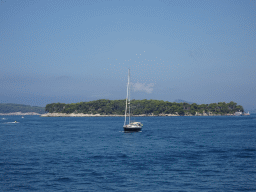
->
[0,103,45,114]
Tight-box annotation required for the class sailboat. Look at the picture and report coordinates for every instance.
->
[123,69,143,132]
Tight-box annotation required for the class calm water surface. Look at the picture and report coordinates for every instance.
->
[1,115,256,191]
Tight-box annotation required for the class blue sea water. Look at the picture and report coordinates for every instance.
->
[0,115,256,191]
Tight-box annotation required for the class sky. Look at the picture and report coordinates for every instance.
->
[0,0,255,110]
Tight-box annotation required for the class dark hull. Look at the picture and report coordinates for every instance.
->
[123,127,142,132]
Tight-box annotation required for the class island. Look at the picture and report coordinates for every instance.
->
[42,99,244,117]
[0,103,45,115]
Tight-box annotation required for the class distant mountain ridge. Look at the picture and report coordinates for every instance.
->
[0,103,45,114]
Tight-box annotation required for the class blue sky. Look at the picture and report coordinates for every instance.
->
[0,0,255,110]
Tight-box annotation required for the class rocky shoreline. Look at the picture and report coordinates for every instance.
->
[40,112,237,117]
[41,113,123,117]
[0,112,239,117]
[0,112,41,116]
[41,113,181,117]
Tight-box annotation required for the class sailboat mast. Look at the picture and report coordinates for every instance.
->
[128,69,131,124]
[124,69,130,126]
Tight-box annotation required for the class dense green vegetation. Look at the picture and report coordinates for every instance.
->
[45,99,244,116]
[0,103,45,114]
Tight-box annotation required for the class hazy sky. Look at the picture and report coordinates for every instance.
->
[0,0,255,110]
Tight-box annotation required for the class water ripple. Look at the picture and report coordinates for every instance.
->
[0,115,256,191]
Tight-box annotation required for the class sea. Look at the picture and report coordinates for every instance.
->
[1,114,256,191]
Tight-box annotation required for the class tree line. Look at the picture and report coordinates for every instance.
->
[45,99,244,116]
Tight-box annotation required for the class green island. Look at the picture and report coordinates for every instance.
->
[44,99,244,116]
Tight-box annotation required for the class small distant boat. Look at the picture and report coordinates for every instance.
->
[123,69,143,132]
[6,121,19,124]
[234,111,243,116]
[244,111,250,116]
[22,116,24,118]
[234,110,243,116]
